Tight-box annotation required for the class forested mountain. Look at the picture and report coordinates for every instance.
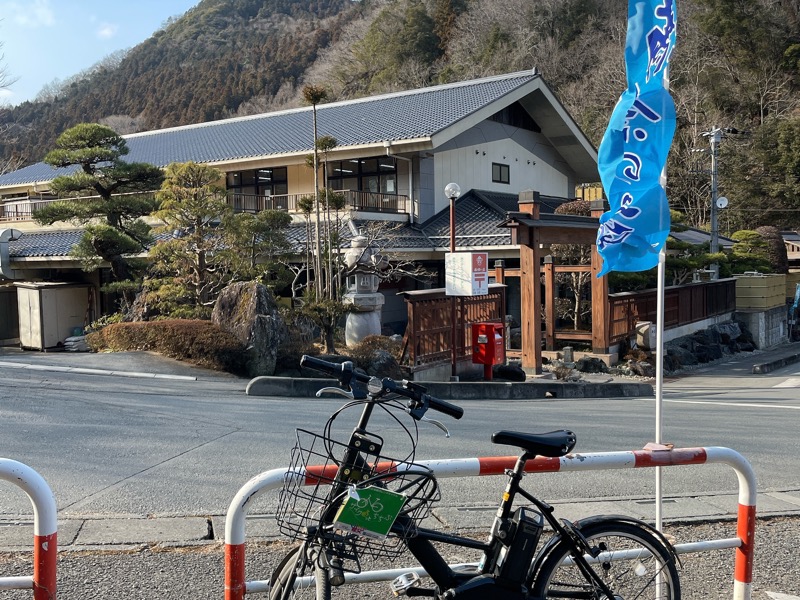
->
[1,0,799,231]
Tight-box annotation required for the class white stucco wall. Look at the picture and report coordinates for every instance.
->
[430,120,574,215]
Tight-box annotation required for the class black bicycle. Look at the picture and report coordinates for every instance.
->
[269,355,681,600]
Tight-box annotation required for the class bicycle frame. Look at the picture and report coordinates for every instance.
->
[393,452,624,600]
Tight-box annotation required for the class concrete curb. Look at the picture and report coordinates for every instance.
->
[752,352,800,374]
[0,360,198,381]
[245,376,654,399]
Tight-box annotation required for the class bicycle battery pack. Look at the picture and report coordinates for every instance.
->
[496,507,544,586]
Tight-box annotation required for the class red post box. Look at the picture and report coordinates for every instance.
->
[471,322,505,380]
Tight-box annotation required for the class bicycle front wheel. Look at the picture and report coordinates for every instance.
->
[269,544,331,600]
[531,519,680,600]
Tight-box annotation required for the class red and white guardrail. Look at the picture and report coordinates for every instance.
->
[0,458,58,599]
[225,446,757,600]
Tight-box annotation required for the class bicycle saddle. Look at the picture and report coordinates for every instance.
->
[491,429,576,457]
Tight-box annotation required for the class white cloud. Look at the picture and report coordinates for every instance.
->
[96,22,118,40]
[1,0,56,28]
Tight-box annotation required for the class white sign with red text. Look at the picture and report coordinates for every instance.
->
[445,252,489,296]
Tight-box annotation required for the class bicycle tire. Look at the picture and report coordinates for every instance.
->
[269,544,331,600]
[531,519,680,600]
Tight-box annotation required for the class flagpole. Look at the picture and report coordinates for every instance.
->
[655,247,666,530]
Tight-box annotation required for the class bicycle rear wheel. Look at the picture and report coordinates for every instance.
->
[269,544,331,600]
[531,519,680,600]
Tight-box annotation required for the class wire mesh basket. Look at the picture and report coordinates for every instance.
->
[276,428,440,561]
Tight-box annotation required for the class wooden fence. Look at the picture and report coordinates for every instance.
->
[400,285,505,372]
[608,278,737,343]
[401,279,737,369]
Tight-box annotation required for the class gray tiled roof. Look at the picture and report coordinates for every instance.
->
[669,226,734,249]
[8,229,85,257]
[0,71,540,187]
[419,189,516,249]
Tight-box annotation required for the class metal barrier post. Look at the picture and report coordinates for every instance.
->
[225,446,756,600]
[0,458,58,599]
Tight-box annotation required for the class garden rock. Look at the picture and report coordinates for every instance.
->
[212,281,287,377]
[493,363,527,382]
[628,360,655,378]
[575,357,609,373]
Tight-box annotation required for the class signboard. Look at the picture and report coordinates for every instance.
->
[446,252,489,296]
[334,486,406,540]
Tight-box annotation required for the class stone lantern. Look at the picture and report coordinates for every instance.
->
[343,234,387,346]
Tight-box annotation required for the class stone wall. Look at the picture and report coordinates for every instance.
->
[735,305,788,349]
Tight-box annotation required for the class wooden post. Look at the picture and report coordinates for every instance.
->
[494,259,506,285]
[518,190,542,374]
[543,255,556,351]
[590,200,610,353]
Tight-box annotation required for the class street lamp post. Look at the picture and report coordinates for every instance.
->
[708,128,722,279]
[445,182,461,379]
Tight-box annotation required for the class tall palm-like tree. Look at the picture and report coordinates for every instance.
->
[302,85,329,298]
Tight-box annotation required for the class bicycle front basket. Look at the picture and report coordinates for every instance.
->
[275,428,440,560]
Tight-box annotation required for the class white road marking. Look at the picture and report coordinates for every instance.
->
[652,399,800,410]
[773,377,800,388]
[766,592,800,600]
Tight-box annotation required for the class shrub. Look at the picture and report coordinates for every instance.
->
[348,335,402,364]
[86,320,248,375]
[348,335,404,378]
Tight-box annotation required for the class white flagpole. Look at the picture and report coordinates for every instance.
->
[655,54,672,531]
[655,248,666,530]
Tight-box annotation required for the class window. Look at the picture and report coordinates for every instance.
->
[226,167,287,196]
[328,156,397,193]
[492,163,510,184]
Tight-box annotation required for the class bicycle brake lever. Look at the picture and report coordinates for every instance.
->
[420,416,450,438]
[316,387,355,399]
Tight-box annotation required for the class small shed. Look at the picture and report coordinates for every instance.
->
[14,282,91,350]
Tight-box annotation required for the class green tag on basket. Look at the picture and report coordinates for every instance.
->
[333,486,407,539]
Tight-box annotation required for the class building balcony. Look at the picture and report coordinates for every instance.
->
[226,190,408,215]
[1,190,409,224]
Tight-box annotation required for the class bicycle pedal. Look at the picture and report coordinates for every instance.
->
[390,572,421,596]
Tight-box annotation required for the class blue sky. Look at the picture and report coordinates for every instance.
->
[0,0,199,106]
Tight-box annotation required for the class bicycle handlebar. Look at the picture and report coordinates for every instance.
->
[381,378,464,420]
[299,355,464,420]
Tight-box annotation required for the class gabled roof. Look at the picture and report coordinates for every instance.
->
[0,70,598,188]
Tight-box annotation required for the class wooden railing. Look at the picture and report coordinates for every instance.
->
[401,285,506,372]
[1,189,409,223]
[0,197,60,222]
[608,278,737,343]
[226,190,408,214]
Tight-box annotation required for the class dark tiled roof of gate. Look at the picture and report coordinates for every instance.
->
[0,71,540,187]
[419,190,517,249]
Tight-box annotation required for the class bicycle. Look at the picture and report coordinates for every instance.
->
[269,355,681,600]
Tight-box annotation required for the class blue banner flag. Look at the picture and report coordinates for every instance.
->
[596,0,677,276]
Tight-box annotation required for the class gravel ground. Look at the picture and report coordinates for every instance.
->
[0,516,798,599]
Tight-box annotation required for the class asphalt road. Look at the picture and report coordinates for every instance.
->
[1,351,799,518]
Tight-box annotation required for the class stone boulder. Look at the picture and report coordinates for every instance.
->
[493,363,527,382]
[212,281,287,377]
[575,356,609,373]
[628,360,655,378]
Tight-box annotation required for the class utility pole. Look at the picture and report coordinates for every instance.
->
[704,127,723,279]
